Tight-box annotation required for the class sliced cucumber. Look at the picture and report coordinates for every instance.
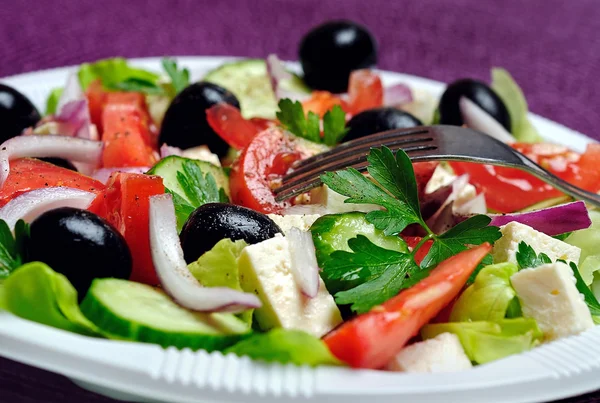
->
[81,279,251,351]
[204,59,310,119]
[310,212,409,294]
[147,155,229,199]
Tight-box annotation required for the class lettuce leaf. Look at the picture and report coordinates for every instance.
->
[450,262,520,322]
[566,210,600,285]
[491,68,544,143]
[225,328,343,366]
[422,318,542,364]
[188,239,251,324]
[0,262,101,336]
[45,87,63,115]
[78,57,160,91]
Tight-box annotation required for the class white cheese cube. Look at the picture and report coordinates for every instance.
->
[493,222,581,265]
[386,333,472,373]
[238,234,342,337]
[267,214,321,235]
[425,165,477,207]
[510,262,594,341]
[309,184,381,214]
[181,146,221,167]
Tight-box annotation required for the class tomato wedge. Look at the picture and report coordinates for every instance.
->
[301,91,348,117]
[230,127,312,213]
[206,103,261,149]
[102,103,157,168]
[88,173,165,285]
[0,158,105,207]
[450,142,600,213]
[347,69,383,115]
[323,243,491,369]
[85,80,108,133]
[401,236,433,266]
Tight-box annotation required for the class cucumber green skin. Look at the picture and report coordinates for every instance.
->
[81,279,251,352]
[310,212,409,294]
[204,59,310,119]
[147,155,230,199]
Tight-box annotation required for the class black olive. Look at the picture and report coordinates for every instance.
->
[344,107,423,142]
[38,157,78,171]
[438,79,511,131]
[26,207,132,299]
[299,20,377,93]
[180,203,282,263]
[0,83,41,143]
[158,82,240,157]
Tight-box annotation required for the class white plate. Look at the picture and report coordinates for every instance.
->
[0,57,598,403]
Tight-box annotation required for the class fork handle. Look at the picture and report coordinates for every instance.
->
[513,153,600,209]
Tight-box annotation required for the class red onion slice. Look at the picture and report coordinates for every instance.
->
[287,228,320,298]
[266,54,309,102]
[0,187,96,229]
[56,73,84,112]
[488,201,591,236]
[0,135,103,188]
[454,193,487,216]
[159,144,183,158]
[92,166,151,184]
[459,97,514,144]
[383,83,413,106]
[148,194,261,313]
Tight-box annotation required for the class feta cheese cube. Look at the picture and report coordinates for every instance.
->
[238,234,342,337]
[309,184,381,214]
[493,222,581,265]
[425,165,477,207]
[510,262,594,341]
[266,214,321,235]
[181,146,221,167]
[386,333,472,373]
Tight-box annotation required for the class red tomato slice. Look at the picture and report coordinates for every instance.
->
[301,91,348,117]
[0,158,105,207]
[88,172,165,285]
[206,103,260,149]
[347,69,383,115]
[102,104,157,168]
[450,142,600,213]
[86,80,107,133]
[230,128,310,213]
[401,236,433,266]
[323,243,491,369]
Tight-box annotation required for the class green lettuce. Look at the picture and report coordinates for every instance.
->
[225,328,343,366]
[422,318,542,364]
[566,210,600,285]
[450,262,520,322]
[0,262,101,336]
[490,68,543,143]
[45,87,64,115]
[78,57,160,91]
[188,239,252,324]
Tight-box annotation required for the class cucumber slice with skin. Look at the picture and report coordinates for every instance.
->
[204,59,310,119]
[81,278,251,351]
[147,155,230,199]
[310,212,409,294]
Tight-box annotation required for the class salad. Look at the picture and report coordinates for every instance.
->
[0,19,599,373]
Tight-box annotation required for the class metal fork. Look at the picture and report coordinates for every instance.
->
[274,125,600,208]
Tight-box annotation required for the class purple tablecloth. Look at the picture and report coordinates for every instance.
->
[1,0,600,401]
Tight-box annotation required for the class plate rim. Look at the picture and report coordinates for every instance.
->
[1,55,599,403]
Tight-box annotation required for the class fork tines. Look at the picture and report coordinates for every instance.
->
[274,127,436,201]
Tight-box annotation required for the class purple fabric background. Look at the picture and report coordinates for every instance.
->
[1,0,600,401]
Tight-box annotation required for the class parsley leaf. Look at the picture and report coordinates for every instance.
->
[0,219,29,279]
[276,99,348,146]
[166,161,230,231]
[162,58,190,94]
[322,105,348,146]
[276,99,321,143]
[515,241,552,270]
[421,215,501,270]
[569,261,600,317]
[323,235,422,313]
